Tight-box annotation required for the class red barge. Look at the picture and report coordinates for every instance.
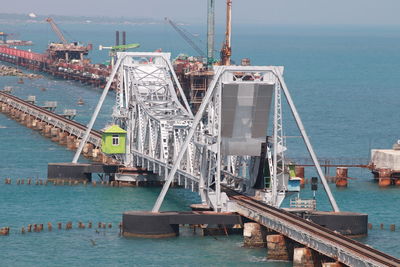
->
[0,45,112,89]
[0,18,113,89]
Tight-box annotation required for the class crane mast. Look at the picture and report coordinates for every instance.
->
[46,17,68,45]
[221,0,232,65]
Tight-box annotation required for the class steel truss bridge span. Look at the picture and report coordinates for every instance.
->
[72,52,339,214]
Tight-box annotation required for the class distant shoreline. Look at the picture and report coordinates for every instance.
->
[0,12,162,25]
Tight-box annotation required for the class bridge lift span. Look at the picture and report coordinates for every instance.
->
[72,52,339,213]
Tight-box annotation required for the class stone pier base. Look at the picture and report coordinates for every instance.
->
[243,222,267,248]
[51,128,60,142]
[58,131,68,145]
[293,247,315,267]
[267,234,295,261]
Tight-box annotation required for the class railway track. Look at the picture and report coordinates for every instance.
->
[225,188,400,267]
[0,91,102,139]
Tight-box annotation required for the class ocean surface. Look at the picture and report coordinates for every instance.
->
[0,21,400,265]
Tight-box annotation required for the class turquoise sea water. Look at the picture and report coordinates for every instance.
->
[0,22,400,265]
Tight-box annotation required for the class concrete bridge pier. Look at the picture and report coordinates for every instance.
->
[83,143,94,158]
[378,168,391,187]
[67,135,77,150]
[243,222,267,248]
[30,118,38,129]
[10,108,17,119]
[16,111,28,124]
[267,234,296,261]
[43,124,52,137]
[293,247,317,267]
[35,120,45,131]
[50,127,60,142]
[22,114,29,126]
[58,131,68,145]
[26,116,35,128]
[92,148,105,162]
[335,167,348,187]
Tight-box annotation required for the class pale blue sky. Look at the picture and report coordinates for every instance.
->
[3,0,400,25]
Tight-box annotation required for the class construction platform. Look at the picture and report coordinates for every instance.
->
[370,148,400,185]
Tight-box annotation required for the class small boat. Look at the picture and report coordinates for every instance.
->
[77,98,84,105]
[40,87,46,91]
[17,78,24,84]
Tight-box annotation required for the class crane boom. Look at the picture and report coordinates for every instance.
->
[165,17,206,58]
[46,17,68,45]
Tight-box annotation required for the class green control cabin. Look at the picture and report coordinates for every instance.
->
[101,125,127,154]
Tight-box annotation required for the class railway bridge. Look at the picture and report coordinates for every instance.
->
[13,52,397,266]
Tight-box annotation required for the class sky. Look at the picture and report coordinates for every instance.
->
[2,0,400,25]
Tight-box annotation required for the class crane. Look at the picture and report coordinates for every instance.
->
[46,17,68,45]
[165,17,206,58]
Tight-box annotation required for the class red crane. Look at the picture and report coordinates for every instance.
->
[45,17,68,45]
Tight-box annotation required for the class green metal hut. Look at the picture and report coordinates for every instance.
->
[101,125,127,154]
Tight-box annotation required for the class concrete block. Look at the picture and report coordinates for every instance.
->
[267,234,294,261]
[243,222,267,248]
[293,247,315,267]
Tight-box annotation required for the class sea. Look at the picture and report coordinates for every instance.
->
[0,21,399,266]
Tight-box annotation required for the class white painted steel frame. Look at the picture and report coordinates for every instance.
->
[70,51,339,213]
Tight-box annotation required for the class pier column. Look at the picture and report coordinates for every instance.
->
[19,112,27,123]
[43,124,52,137]
[243,222,267,248]
[10,108,17,118]
[67,136,77,150]
[295,166,305,187]
[35,121,45,131]
[335,167,348,187]
[51,128,60,142]
[83,143,94,158]
[58,131,68,145]
[267,234,295,261]
[0,103,7,112]
[26,116,34,128]
[378,168,391,187]
[92,149,104,162]
[75,139,82,150]
[293,247,315,267]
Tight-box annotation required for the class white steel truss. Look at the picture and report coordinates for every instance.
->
[73,52,339,213]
